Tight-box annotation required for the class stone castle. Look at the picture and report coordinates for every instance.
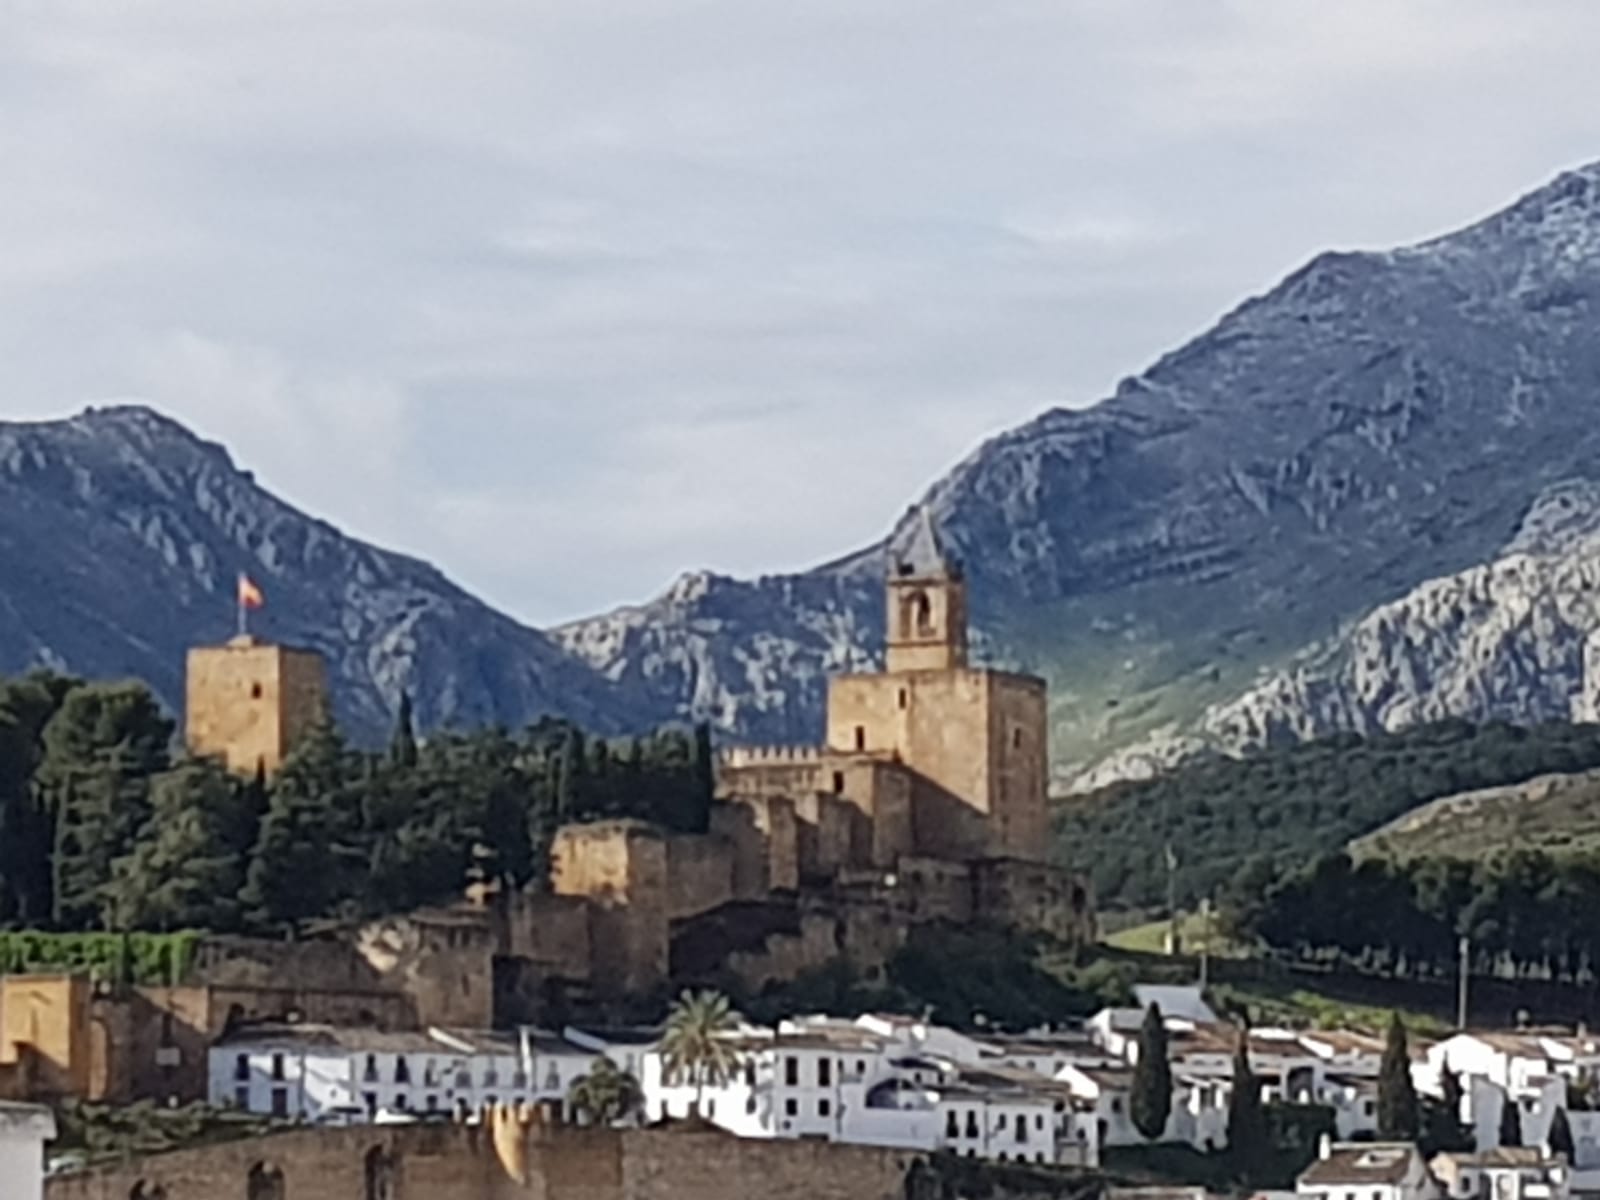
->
[129,520,1091,1043]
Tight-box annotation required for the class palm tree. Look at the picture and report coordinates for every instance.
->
[659,989,742,1117]
[566,1056,643,1126]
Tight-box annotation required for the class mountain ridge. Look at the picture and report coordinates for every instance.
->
[11,163,1600,782]
[0,404,654,738]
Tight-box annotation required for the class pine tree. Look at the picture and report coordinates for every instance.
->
[1500,1094,1523,1148]
[106,760,248,931]
[37,682,173,929]
[1131,1002,1172,1141]
[1377,1012,1420,1141]
[1226,1030,1267,1177]
[389,693,419,769]
[1548,1106,1574,1161]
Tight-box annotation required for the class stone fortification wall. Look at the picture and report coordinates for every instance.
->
[717,745,822,801]
[551,823,669,996]
[663,834,736,920]
[973,859,1097,946]
[46,1119,919,1200]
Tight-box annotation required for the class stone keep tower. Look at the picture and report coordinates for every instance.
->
[185,635,328,776]
[825,511,1050,862]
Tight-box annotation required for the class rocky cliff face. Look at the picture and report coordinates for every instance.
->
[0,406,651,738]
[14,164,1600,776]
[560,163,1600,785]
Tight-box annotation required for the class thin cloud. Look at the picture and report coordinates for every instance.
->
[1,1,1600,624]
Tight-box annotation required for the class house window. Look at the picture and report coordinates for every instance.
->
[744,1061,757,1087]
[1015,1114,1027,1142]
[234,1085,250,1109]
[965,1111,979,1139]
[1111,1097,1123,1114]
[819,1099,831,1117]
[898,689,908,710]
[854,726,866,751]
[394,1057,411,1085]
[785,1057,799,1086]
[818,1059,831,1087]
[857,1059,866,1075]
[270,1054,285,1082]
[234,1054,250,1082]
[364,1092,378,1115]
[785,1099,798,1117]
[946,1111,959,1138]
[270,1087,288,1117]
[364,1055,379,1083]
[394,1094,409,1111]
[1035,1115,1044,1130]
[484,1065,499,1087]
[427,1095,438,1112]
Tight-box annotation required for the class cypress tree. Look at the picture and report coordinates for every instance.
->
[1130,1002,1172,1141]
[689,722,715,833]
[1549,1106,1574,1161]
[1377,1012,1420,1141]
[390,693,419,769]
[1226,1030,1267,1177]
[1500,1094,1523,1148]
[1440,1065,1463,1122]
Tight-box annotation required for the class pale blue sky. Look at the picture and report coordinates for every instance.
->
[4,1,1600,624]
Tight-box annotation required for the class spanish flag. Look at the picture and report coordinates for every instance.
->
[238,572,265,610]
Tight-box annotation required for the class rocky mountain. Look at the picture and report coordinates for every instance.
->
[0,406,652,738]
[13,163,1600,781]
[560,162,1600,788]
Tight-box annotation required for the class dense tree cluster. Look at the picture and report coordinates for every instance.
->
[0,672,715,935]
[1230,849,1600,982]
[1058,720,1600,911]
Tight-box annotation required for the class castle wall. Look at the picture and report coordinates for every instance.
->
[0,975,92,1099]
[984,674,1050,861]
[551,824,669,996]
[663,834,736,920]
[46,1121,919,1200]
[793,793,866,883]
[184,638,327,776]
[717,746,821,800]
[973,859,1097,946]
[712,796,799,897]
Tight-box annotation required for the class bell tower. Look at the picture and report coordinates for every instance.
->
[885,508,967,674]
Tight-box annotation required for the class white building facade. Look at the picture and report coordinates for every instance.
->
[0,1102,56,1200]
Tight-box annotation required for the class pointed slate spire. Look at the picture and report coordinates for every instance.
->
[892,505,958,579]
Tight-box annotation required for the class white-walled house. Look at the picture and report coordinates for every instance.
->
[0,1102,55,1200]
[1429,1035,1600,1101]
[1057,1064,1138,1146]
[209,1023,600,1123]
[1430,1148,1570,1200]
[1297,1141,1439,1200]
[639,1021,1098,1166]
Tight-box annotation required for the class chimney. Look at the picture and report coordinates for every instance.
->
[1319,1133,1333,1161]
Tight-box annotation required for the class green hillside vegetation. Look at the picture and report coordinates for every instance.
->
[1056,719,1600,911]
[1231,848,1600,984]
[0,671,714,938]
[1353,769,1600,862]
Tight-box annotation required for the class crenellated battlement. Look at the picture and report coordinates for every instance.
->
[718,744,822,768]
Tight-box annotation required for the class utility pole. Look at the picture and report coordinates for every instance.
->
[1198,897,1213,990]
[1457,935,1471,1029]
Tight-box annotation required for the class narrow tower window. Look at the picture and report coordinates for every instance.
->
[854,726,865,751]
